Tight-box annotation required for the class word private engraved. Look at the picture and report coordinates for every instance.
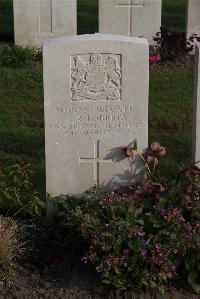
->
[71,53,121,101]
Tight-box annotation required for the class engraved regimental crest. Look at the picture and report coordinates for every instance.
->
[71,54,121,101]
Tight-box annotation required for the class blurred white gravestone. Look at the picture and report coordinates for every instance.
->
[192,42,200,166]
[13,0,77,48]
[43,34,149,196]
[187,0,200,39]
[99,0,162,45]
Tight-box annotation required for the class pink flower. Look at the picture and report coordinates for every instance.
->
[156,244,162,253]
[196,223,200,231]
[172,208,179,216]
[146,155,159,166]
[147,155,154,164]
[122,146,134,158]
[149,54,161,62]
[187,184,193,193]
[149,56,157,62]
[151,142,161,151]
[150,142,167,157]
[157,146,167,157]
[179,216,185,224]
[164,215,171,222]
[104,223,109,229]
[155,54,161,61]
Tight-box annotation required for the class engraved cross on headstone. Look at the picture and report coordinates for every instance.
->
[79,140,113,185]
[116,0,145,35]
[38,0,53,33]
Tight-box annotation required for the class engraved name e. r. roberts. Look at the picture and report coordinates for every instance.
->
[71,53,121,101]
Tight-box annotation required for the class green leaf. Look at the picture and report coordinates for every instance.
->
[141,278,149,288]
[1,190,12,200]
[149,280,157,289]
[102,279,111,285]
[135,219,144,226]
[188,271,200,294]
[34,205,42,216]
[158,285,166,295]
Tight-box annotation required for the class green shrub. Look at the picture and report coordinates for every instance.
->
[30,195,86,265]
[0,45,41,68]
[0,142,199,294]
[0,161,45,217]
[69,142,200,294]
[152,27,196,61]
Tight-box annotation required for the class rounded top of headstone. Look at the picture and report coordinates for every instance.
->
[43,34,149,49]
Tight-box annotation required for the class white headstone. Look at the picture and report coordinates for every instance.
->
[192,42,200,166]
[187,0,200,39]
[13,0,77,48]
[43,34,149,196]
[99,0,162,45]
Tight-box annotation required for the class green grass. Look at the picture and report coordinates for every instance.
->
[0,67,45,194]
[149,69,193,176]
[0,0,188,42]
[0,66,194,194]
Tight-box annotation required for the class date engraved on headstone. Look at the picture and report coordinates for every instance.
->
[71,53,121,101]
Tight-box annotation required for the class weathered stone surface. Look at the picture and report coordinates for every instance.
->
[99,0,162,45]
[43,34,149,196]
[187,0,200,39]
[192,42,200,166]
[13,0,77,48]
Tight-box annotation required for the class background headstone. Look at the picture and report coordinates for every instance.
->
[44,34,149,196]
[192,42,200,166]
[13,0,77,48]
[99,0,162,45]
[187,0,200,39]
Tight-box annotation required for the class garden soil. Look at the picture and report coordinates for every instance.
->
[0,265,199,299]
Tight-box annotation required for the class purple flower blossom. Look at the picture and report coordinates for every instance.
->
[81,256,88,264]
[141,240,149,247]
[156,244,162,253]
[152,255,163,265]
[96,266,102,273]
[138,231,145,237]
[81,255,92,264]
[141,249,147,256]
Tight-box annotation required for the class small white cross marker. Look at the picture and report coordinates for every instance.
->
[116,0,145,36]
[79,140,113,185]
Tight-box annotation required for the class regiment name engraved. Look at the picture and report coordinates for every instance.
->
[49,104,143,137]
